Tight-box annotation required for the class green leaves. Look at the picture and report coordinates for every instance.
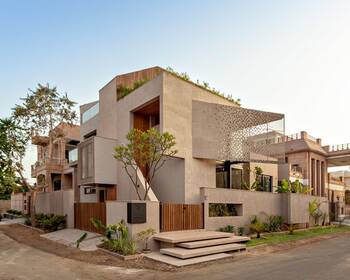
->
[114,128,177,200]
[12,83,77,135]
[0,118,28,193]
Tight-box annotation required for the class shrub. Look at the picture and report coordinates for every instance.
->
[34,213,66,231]
[7,209,22,216]
[266,215,284,232]
[92,219,137,256]
[249,215,265,238]
[238,227,245,236]
[286,224,298,235]
[218,225,235,233]
[137,228,156,252]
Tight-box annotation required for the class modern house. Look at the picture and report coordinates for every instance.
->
[31,66,336,261]
[73,66,330,234]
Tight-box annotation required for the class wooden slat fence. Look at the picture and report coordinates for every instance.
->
[160,203,204,232]
[74,203,106,234]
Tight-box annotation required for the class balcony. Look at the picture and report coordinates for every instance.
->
[31,157,67,177]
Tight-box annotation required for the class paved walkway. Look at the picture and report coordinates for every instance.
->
[0,218,25,225]
[1,231,350,279]
[41,228,103,251]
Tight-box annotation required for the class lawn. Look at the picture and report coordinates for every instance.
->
[247,225,350,247]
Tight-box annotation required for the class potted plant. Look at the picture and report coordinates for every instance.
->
[137,228,156,253]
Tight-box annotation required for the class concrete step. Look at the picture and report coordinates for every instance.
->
[177,236,250,249]
[146,252,232,267]
[160,243,246,259]
[153,230,233,244]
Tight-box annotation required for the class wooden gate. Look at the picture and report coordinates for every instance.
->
[74,203,106,234]
[160,203,204,232]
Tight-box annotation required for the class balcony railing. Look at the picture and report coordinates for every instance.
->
[329,143,350,152]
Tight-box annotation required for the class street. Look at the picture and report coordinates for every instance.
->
[0,231,349,280]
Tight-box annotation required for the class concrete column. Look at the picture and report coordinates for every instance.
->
[316,160,320,196]
[311,158,316,195]
[321,161,325,197]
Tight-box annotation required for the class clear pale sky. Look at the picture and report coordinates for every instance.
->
[1,0,350,177]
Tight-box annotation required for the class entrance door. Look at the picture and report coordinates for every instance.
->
[99,190,105,203]
[160,203,204,232]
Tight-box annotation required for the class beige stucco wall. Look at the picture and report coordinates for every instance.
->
[106,200,160,251]
[80,101,99,140]
[200,188,329,230]
[35,190,74,228]
[201,188,284,230]
[10,193,27,213]
[285,193,328,224]
[115,75,163,201]
[0,200,11,214]
[162,73,238,203]
[94,136,118,185]
[152,157,185,203]
[249,162,278,190]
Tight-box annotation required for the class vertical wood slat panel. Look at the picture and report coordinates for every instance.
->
[74,203,106,234]
[160,203,203,232]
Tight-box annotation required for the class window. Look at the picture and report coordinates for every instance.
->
[256,174,272,192]
[82,103,99,123]
[84,187,96,195]
[81,143,93,179]
[231,169,243,189]
[209,203,243,217]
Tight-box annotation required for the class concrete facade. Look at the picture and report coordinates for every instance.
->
[106,200,160,251]
[35,190,74,228]
[78,67,283,205]
[201,188,329,230]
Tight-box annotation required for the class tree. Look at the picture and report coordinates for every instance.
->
[13,83,77,136]
[0,118,29,194]
[114,128,177,200]
[12,83,77,183]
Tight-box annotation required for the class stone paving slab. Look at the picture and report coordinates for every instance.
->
[40,228,103,251]
[145,252,232,267]
[0,218,25,225]
[160,243,246,259]
[153,230,233,244]
[177,236,250,248]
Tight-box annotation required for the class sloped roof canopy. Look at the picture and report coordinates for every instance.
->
[192,101,285,162]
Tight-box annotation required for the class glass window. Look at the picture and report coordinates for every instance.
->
[82,103,99,123]
[81,143,93,179]
[231,169,243,189]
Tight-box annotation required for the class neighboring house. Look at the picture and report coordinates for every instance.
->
[31,123,80,193]
[327,170,350,204]
[272,131,328,197]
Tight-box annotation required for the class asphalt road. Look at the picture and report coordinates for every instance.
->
[0,231,349,280]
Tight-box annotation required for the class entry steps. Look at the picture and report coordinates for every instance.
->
[150,230,250,265]
[177,236,250,249]
[160,243,246,259]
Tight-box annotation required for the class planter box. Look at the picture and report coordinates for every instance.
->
[98,247,143,261]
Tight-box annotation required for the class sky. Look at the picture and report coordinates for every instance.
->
[1,0,350,178]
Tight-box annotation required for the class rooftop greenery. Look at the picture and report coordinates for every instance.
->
[165,67,241,106]
[116,67,241,106]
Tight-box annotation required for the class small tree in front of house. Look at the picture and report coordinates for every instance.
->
[114,128,177,200]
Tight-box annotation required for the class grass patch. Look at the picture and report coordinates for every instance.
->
[247,226,350,247]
